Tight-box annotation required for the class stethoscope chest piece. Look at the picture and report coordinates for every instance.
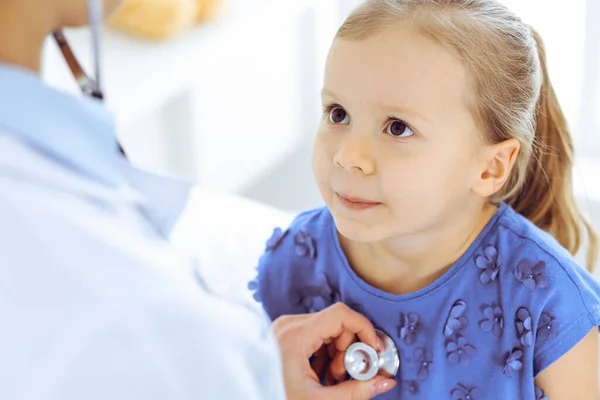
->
[344,329,400,381]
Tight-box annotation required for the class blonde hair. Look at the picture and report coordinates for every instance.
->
[337,0,598,271]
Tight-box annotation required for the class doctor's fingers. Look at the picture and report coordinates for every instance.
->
[312,303,383,352]
[312,376,397,400]
[310,345,330,378]
[330,350,348,382]
[274,303,382,358]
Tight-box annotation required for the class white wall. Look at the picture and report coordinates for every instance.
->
[42,0,341,191]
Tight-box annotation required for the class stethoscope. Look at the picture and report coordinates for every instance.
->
[344,329,400,381]
[51,0,126,157]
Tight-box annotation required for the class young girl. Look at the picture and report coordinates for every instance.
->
[249,0,600,398]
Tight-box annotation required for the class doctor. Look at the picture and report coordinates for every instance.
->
[0,0,397,399]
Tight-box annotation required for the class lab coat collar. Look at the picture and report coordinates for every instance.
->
[121,163,193,238]
[0,62,123,187]
[0,63,192,237]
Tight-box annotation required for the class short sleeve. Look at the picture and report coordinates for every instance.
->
[249,226,318,320]
[248,207,341,322]
[532,258,600,377]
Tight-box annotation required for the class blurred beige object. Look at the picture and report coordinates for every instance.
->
[108,0,223,40]
[196,0,222,21]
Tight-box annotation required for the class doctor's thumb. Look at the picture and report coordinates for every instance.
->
[320,376,397,400]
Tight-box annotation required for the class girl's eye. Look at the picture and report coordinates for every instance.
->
[328,106,350,125]
[386,119,414,138]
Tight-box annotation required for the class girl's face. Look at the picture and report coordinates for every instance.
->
[312,25,492,243]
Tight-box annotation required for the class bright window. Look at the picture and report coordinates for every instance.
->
[500,0,598,154]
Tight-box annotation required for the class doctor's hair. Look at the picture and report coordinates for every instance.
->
[336,0,597,271]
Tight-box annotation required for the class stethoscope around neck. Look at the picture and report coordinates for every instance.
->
[51,0,126,157]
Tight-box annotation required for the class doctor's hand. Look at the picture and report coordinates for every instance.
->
[272,303,397,400]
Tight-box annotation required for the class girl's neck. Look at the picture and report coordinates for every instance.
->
[340,202,498,295]
[0,2,56,73]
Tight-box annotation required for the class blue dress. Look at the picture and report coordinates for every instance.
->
[250,204,600,399]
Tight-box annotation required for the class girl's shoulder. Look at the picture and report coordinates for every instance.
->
[490,205,600,376]
[493,204,598,305]
[248,206,341,318]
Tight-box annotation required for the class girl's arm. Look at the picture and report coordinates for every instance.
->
[536,329,600,399]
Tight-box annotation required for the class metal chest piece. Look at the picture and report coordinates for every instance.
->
[344,329,400,381]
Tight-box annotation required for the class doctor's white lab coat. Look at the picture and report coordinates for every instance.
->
[0,63,285,400]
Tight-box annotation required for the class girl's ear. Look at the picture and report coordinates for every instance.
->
[472,138,520,197]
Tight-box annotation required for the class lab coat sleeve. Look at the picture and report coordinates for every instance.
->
[37,292,286,400]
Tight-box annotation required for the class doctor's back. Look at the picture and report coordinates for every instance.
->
[0,64,285,399]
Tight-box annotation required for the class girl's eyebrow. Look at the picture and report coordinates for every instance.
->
[321,87,337,99]
[376,100,433,124]
[321,87,432,124]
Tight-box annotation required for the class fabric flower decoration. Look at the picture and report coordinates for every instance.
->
[515,307,533,347]
[291,274,335,313]
[330,289,341,304]
[398,312,420,345]
[403,380,420,396]
[294,230,317,259]
[479,304,503,337]
[515,260,548,290]
[446,335,475,366]
[266,227,288,251]
[535,386,549,400]
[410,347,433,380]
[299,285,332,313]
[451,384,480,400]
[475,245,500,284]
[503,348,523,377]
[536,312,559,343]
[247,279,261,302]
[444,300,468,338]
